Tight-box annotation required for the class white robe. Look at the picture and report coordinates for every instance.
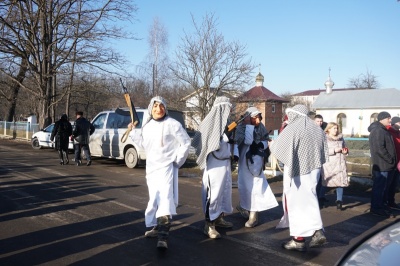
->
[202,134,233,221]
[130,116,191,227]
[276,167,324,237]
[235,125,278,212]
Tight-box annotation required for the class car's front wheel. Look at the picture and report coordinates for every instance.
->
[31,137,42,150]
[125,147,139,168]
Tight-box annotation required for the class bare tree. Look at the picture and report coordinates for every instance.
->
[170,13,255,122]
[348,69,380,89]
[147,16,169,96]
[0,0,137,127]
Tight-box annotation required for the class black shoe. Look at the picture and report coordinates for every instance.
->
[75,160,81,166]
[157,240,168,250]
[86,160,92,166]
[336,200,343,210]
[387,203,400,211]
[60,161,64,165]
[370,208,390,218]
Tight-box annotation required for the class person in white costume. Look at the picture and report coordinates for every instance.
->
[233,107,278,228]
[128,96,191,250]
[269,105,329,252]
[192,96,234,239]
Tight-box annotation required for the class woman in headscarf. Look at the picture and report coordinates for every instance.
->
[50,114,72,165]
[192,96,234,239]
[128,96,191,250]
[234,107,278,228]
[269,105,329,252]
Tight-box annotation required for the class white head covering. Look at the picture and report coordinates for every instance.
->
[234,106,268,147]
[270,104,329,177]
[147,95,168,116]
[246,107,261,117]
[192,96,232,170]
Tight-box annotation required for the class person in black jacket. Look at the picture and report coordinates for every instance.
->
[368,111,397,217]
[51,114,73,165]
[72,111,95,166]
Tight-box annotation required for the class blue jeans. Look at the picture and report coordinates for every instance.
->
[387,169,399,205]
[371,170,395,209]
[74,143,91,162]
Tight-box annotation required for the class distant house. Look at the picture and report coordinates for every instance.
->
[312,88,400,137]
[235,72,289,132]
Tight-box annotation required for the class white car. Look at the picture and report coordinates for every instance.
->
[31,123,74,150]
[89,107,195,168]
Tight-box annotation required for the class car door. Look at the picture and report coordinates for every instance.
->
[89,113,107,156]
[107,111,143,158]
[40,124,55,148]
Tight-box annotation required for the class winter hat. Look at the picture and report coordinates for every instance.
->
[391,116,400,126]
[377,111,391,121]
[246,107,261,117]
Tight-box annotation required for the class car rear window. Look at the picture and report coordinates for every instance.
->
[169,110,186,129]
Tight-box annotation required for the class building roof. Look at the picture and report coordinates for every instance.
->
[292,88,356,97]
[312,88,400,109]
[237,86,289,103]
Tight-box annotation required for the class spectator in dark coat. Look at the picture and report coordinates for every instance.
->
[51,114,73,165]
[368,111,397,217]
[72,111,95,166]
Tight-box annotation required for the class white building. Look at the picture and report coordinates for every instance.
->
[312,88,400,137]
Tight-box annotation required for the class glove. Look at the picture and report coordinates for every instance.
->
[250,141,258,154]
[228,138,235,144]
[257,142,264,149]
[233,155,239,162]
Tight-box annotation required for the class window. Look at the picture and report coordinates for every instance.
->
[106,111,144,129]
[370,113,378,123]
[92,113,107,129]
[272,104,276,113]
[337,113,347,130]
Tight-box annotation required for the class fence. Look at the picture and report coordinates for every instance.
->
[0,121,40,140]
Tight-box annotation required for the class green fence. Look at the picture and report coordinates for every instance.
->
[0,121,40,140]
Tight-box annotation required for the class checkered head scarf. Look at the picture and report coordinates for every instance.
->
[269,104,329,177]
[192,96,232,170]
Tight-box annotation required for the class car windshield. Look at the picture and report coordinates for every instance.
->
[44,124,54,132]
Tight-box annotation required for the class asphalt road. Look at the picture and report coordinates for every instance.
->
[0,138,399,266]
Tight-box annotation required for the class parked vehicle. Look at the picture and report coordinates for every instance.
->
[89,107,195,168]
[31,123,74,150]
[336,219,400,265]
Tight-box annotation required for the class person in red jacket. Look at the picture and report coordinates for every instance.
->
[386,116,400,210]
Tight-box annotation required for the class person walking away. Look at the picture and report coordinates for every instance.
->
[128,96,191,250]
[385,116,400,210]
[191,96,234,239]
[314,114,328,208]
[72,111,95,166]
[233,107,278,228]
[321,122,349,210]
[50,114,72,165]
[269,105,329,252]
[368,111,396,217]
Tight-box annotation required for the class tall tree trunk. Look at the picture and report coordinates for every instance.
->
[6,58,28,122]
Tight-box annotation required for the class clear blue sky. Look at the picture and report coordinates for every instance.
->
[117,0,400,95]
